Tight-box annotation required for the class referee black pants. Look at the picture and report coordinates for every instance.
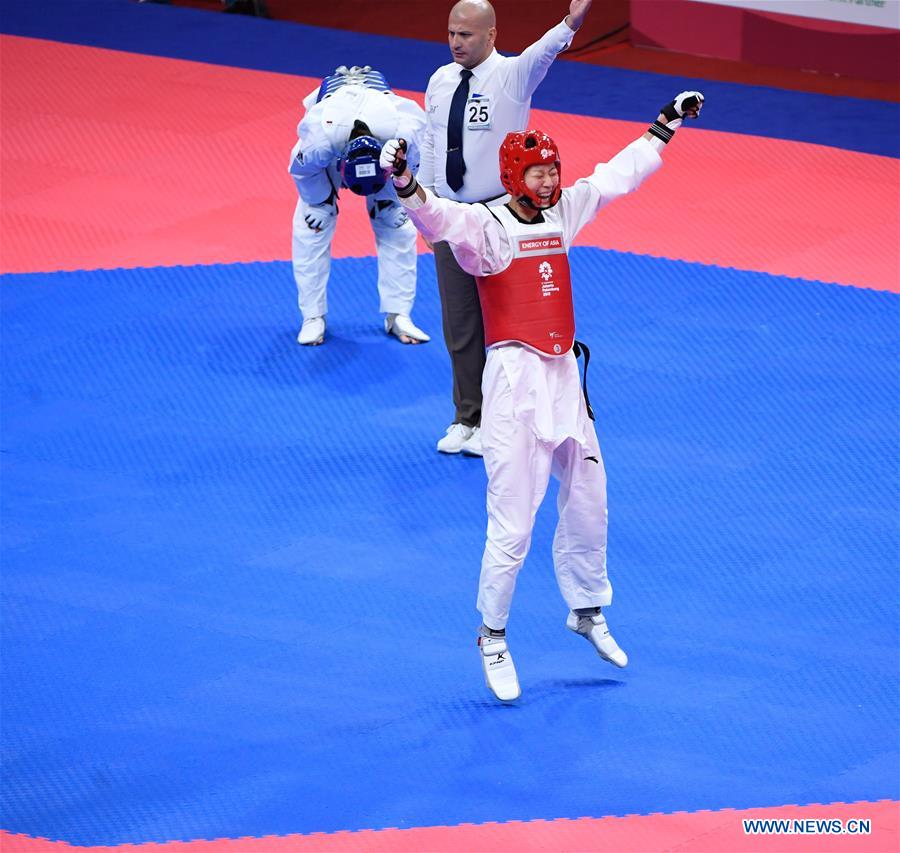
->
[433,240,485,428]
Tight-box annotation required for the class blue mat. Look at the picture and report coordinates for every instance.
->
[1,0,897,157]
[2,250,897,843]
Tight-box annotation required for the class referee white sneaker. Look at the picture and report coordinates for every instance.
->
[478,629,521,702]
[436,423,472,453]
[460,426,483,457]
[298,316,325,346]
[566,608,628,668]
[385,313,430,344]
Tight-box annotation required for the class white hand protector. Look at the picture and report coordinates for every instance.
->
[661,91,704,130]
[368,198,408,229]
[380,138,411,188]
[379,138,403,172]
[303,199,337,233]
[673,90,704,117]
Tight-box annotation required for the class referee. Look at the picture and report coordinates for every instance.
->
[418,0,593,456]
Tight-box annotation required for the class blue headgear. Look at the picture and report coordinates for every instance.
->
[341,135,385,196]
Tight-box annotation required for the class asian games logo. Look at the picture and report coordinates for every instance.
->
[539,261,558,297]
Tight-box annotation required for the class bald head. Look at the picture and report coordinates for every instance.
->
[450,0,496,28]
[448,0,497,69]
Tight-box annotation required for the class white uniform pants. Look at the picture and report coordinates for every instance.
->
[291,188,418,322]
[477,352,611,629]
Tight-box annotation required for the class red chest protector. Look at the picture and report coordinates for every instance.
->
[475,207,574,356]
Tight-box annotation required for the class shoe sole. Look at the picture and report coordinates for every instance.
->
[385,319,429,344]
[595,649,627,668]
[390,335,428,344]
[486,683,520,703]
[567,625,628,668]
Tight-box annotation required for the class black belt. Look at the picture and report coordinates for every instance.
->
[572,340,594,421]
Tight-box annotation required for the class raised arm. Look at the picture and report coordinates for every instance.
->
[559,90,705,243]
[379,139,509,275]
[565,0,592,31]
[506,0,590,102]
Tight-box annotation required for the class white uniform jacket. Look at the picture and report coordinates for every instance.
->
[403,136,663,446]
[289,84,426,206]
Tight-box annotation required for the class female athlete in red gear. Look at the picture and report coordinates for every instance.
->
[382,92,704,702]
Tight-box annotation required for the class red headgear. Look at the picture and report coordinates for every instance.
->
[499,130,562,209]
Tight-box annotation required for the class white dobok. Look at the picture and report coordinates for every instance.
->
[397,136,663,628]
[289,76,426,322]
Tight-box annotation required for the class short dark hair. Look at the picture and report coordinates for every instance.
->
[349,119,372,140]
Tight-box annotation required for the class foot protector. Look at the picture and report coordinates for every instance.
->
[298,316,325,346]
[478,633,521,702]
[385,313,430,343]
[567,609,628,668]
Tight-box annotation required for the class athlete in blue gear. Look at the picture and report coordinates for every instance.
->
[289,66,430,346]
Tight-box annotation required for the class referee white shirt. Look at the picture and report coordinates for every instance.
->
[419,18,577,203]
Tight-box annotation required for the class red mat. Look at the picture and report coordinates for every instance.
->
[1,36,897,293]
[2,800,897,852]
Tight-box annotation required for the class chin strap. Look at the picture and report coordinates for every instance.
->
[519,195,559,211]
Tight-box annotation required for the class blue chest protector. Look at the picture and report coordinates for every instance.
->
[316,66,391,102]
